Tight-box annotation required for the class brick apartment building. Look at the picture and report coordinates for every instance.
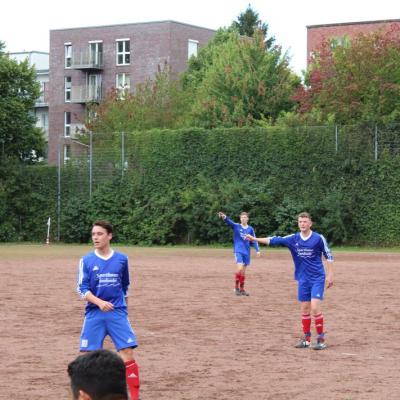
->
[48,20,215,164]
[307,18,400,66]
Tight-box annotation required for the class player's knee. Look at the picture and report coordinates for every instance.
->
[119,347,135,362]
[310,306,321,316]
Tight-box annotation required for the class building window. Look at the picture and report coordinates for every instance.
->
[330,35,350,49]
[88,74,102,102]
[63,144,71,163]
[116,73,130,99]
[65,77,71,102]
[65,44,72,68]
[41,113,48,129]
[188,39,199,59]
[116,39,130,65]
[87,109,97,124]
[64,111,71,137]
[89,41,103,66]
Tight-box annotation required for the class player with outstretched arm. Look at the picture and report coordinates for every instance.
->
[76,220,140,399]
[218,211,260,296]
[246,212,333,350]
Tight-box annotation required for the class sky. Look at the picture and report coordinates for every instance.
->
[1,0,399,75]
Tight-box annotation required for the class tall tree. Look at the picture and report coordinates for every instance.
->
[295,26,400,124]
[185,30,300,128]
[0,42,44,161]
[231,4,275,49]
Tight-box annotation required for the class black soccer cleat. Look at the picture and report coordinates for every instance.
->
[312,339,327,350]
[295,338,311,348]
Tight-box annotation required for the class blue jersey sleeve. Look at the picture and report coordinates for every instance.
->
[77,257,90,298]
[269,235,294,248]
[224,216,237,229]
[249,227,260,252]
[121,256,130,296]
[320,235,333,262]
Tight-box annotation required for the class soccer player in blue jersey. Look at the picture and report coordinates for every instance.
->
[246,212,333,350]
[218,211,260,296]
[76,220,140,400]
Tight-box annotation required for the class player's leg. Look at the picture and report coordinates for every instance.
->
[234,253,245,295]
[236,253,250,296]
[310,281,327,350]
[79,309,107,351]
[120,347,140,400]
[295,281,312,348]
[106,310,140,399]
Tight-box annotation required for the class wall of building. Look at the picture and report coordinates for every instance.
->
[48,21,215,164]
[307,19,400,65]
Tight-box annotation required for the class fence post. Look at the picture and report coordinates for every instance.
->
[89,131,93,198]
[57,136,61,241]
[335,125,338,153]
[121,132,125,178]
[374,124,378,161]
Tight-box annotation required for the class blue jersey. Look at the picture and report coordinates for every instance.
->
[77,250,130,314]
[269,231,333,282]
[224,216,260,255]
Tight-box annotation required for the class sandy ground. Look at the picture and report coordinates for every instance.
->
[0,245,399,400]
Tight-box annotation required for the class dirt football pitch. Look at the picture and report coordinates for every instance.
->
[0,245,399,400]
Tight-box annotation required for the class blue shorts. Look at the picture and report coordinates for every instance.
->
[297,279,325,302]
[79,308,138,351]
[235,252,250,266]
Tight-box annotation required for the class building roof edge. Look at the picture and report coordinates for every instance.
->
[50,20,216,33]
[307,18,400,29]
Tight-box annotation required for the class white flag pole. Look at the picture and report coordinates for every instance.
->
[46,217,51,245]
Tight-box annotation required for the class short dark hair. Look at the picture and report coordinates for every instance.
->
[240,212,249,217]
[68,350,128,400]
[92,220,113,235]
[297,212,312,220]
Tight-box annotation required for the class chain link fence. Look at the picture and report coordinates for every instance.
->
[55,124,400,242]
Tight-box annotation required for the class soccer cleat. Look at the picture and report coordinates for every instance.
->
[240,290,250,296]
[295,338,311,348]
[312,340,327,350]
[235,288,241,296]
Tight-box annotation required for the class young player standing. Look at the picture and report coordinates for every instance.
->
[76,220,140,399]
[218,211,260,296]
[246,212,333,350]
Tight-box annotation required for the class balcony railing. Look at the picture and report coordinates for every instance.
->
[35,95,48,107]
[35,88,49,107]
[70,85,103,104]
[71,51,104,70]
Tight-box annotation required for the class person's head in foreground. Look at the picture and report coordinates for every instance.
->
[68,349,128,400]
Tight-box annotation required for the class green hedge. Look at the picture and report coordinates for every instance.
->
[1,126,399,246]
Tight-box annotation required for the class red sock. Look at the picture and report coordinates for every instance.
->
[235,273,241,289]
[314,313,324,338]
[125,360,140,400]
[302,314,311,339]
[239,275,245,291]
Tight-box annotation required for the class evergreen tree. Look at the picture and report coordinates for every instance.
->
[231,4,275,49]
[0,41,44,162]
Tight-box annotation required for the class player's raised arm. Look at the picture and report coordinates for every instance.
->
[246,234,271,245]
[218,211,236,228]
